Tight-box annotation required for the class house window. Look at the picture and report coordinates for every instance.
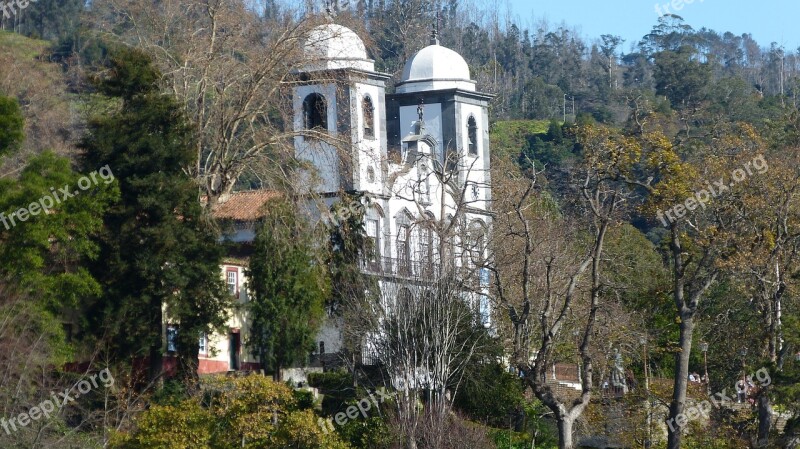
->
[363,96,375,139]
[319,341,325,354]
[166,325,178,353]
[199,332,208,355]
[303,93,328,131]
[226,269,238,297]
[467,116,478,155]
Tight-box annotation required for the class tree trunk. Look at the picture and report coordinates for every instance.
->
[176,332,200,386]
[148,344,162,385]
[667,314,694,449]
[557,415,575,449]
[757,390,772,447]
[148,296,163,385]
[273,364,282,382]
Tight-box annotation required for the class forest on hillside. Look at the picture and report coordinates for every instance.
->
[0,1,799,449]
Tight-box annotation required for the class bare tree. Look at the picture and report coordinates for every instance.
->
[88,0,365,209]
[489,124,640,449]
[343,265,490,449]
[333,144,493,448]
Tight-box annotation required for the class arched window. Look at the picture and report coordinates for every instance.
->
[366,206,383,268]
[420,212,436,276]
[467,115,478,155]
[397,224,411,275]
[303,93,328,131]
[363,95,375,139]
[395,210,414,276]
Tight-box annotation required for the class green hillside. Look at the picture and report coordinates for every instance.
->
[0,29,51,59]
[490,120,550,161]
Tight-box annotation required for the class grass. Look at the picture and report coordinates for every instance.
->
[0,30,51,61]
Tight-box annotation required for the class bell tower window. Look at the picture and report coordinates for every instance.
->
[363,95,375,139]
[303,93,328,131]
[467,116,478,155]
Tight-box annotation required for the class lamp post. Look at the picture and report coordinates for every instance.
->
[699,342,709,395]
[640,336,651,448]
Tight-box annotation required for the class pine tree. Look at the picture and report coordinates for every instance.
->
[79,48,228,384]
[327,192,375,314]
[246,197,327,381]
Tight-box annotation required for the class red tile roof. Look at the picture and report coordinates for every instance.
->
[212,190,280,221]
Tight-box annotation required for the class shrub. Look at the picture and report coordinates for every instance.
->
[110,374,352,449]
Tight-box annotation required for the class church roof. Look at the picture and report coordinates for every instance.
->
[303,23,375,72]
[396,44,475,94]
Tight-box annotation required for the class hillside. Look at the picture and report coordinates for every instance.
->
[0,31,75,174]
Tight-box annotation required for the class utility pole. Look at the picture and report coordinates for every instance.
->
[572,96,575,120]
[781,49,786,107]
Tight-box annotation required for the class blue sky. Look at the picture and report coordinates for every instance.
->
[504,0,799,51]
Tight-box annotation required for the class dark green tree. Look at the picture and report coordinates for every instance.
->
[327,192,376,313]
[653,45,711,111]
[0,152,117,311]
[79,48,228,384]
[0,95,24,158]
[246,197,328,381]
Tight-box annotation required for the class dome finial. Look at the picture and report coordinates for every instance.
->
[430,12,440,45]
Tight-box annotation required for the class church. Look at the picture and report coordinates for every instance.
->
[182,20,495,377]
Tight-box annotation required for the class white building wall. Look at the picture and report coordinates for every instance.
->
[352,83,386,195]
[294,83,340,193]
[458,102,490,211]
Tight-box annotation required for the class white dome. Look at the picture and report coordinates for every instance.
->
[396,44,475,93]
[303,24,374,72]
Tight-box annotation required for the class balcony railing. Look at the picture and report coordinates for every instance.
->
[360,256,441,279]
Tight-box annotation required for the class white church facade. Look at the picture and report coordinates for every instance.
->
[186,21,494,376]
